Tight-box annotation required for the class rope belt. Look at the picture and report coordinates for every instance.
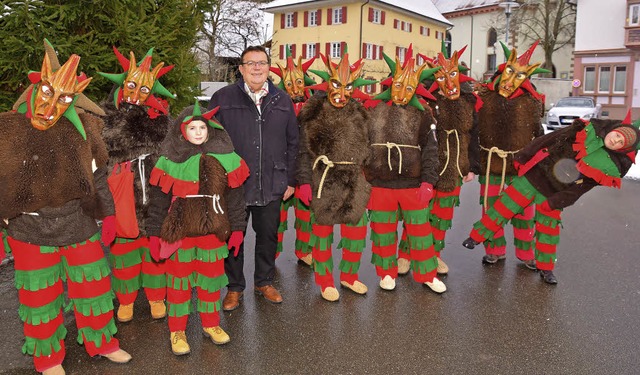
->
[371,142,421,174]
[312,155,356,199]
[184,194,225,214]
[131,153,151,205]
[479,144,520,209]
[439,129,463,178]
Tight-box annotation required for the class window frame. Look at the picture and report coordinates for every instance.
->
[333,8,343,24]
[285,12,295,28]
[306,43,317,58]
[598,66,611,94]
[331,42,342,58]
[308,10,317,26]
[613,65,627,93]
[372,8,381,24]
[630,4,640,26]
[583,66,596,93]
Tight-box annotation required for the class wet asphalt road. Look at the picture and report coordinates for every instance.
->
[1,179,639,375]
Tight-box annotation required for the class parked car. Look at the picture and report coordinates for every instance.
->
[545,96,602,130]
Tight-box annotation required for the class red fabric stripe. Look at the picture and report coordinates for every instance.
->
[480,215,501,232]
[196,258,225,278]
[404,222,432,237]
[227,160,250,188]
[110,237,147,255]
[493,199,516,219]
[33,342,65,372]
[67,275,111,299]
[24,313,64,339]
[63,241,105,267]
[312,247,332,262]
[372,244,397,257]
[504,185,531,207]
[341,250,362,263]
[142,256,166,276]
[411,248,436,261]
[535,223,560,236]
[294,207,311,221]
[74,308,114,330]
[371,222,398,233]
[315,273,334,289]
[200,311,221,328]
[312,224,333,237]
[10,239,59,271]
[19,280,63,308]
[196,288,221,303]
[112,264,141,280]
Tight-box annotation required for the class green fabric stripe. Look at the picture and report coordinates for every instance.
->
[197,300,221,314]
[338,259,361,274]
[430,216,453,231]
[309,233,333,251]
[411,257,438,274]
[111,275,141,294]
[369,210,399,224]
[69,291,116,317]
[278,219,289,232]
[142,273,167,289]
[195,274,228,293]
[176,248,197,263]
[537,232,561,245]
[434,239,445,252]
[370,231,397,247]
[77,320,117,347]
[109,249,142,269]
[430,195,460,209]
[535,250,557,264]
[155,154,201,182]
[313,258,333,276]
[398,239,410,254]
[19,295,64,325]
[22,324,66,356]
[207,152,244,174]
[337,237,366,253]
[168,300,192,317]
[511,217,534,229]
[370,253,397,269]
[167,274,195,291]
[406,234,434,250]
[401,209,429,224]
[276,241,284,254]
[294,218,312,232]
[513,238,533,250]
[535,211,563,228]
[196,246,228,262]
[114,237,137,245]
[63,257,111,283]
[295,239,311,254]
[15,264,63,291]
[485,236,507,248]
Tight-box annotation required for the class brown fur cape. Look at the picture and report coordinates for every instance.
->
[476,86,544,176]
[297,94,371,225]
[0,111,109,220]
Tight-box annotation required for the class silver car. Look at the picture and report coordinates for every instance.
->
[545,96,602,130]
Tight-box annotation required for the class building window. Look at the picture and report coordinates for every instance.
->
[285,12,295,28]
[333,8,343,24]
[309,10,317,26]
[365,43,373,59]
[598,66,611,93]
[397,47,407,64]
[331,42,342,58]
[487,54,497,72]
[306,43,317,58]
[584,66,595,93]
[630,4,640,26]
[420,26,429,36]
[488,28,497,47]
[614,66,627,93]
[372,9,381,24]
[285,43,295,58]
[403,22,412,32]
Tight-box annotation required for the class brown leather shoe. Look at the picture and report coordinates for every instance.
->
[222,291,243,311]
[254,285,283,304]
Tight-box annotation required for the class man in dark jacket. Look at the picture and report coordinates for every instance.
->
[208,45,299,310]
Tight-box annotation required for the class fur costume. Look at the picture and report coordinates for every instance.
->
[297,93,371,225]
[101,101,170,235]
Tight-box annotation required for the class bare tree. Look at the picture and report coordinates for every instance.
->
[195,0,267,81]
[512,0,576,77]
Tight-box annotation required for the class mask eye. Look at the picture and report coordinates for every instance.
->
[436,76,445,82]
[450,71,458,78]
[140,86,150,94]
[406,86,414,92]
[331,81,340,89]
[505,67,514,75]
[41,84,53,97]
[394,82,403,88]
[285,81,293,87]
[345,84,353,90]
[296,79,303,86]
[126,81,136,89]
[59,95,73,104]
[517,73,526,80]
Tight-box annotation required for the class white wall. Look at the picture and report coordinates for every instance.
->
[575,0,626,51]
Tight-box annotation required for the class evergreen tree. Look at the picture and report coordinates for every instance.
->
[0,0,203,114]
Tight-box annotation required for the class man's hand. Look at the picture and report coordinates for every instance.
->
[463,172,476,183]
[283,185,295,201]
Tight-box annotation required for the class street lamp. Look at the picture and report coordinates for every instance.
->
[498,1,520,46]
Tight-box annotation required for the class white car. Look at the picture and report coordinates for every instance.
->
[545,97,602,130]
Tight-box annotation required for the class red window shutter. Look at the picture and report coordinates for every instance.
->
[302,44,307,58]
[317,10,322,25]
[396,46,400,57]
[293,12,298,27]
[280,14,285,29]
[304,11,308,27]
[362,43,367,57]
[325,42,330,57]
[368,8,373,22]
[327,8,332,25]
[428,28,431,36]
[420,26,424,35]
[291,44,296,57]
[373,44,377,60]
[379,46,383,59]
[280,45,284,59]
[381,11,385,25]
[409,23,412,32]
[315,43,320,57]
[342,6,347,23]
[341,41,346,56]
[394,19,398,29]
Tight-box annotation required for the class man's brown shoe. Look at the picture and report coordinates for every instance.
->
[222,291,243,311]
[254,285,283,304]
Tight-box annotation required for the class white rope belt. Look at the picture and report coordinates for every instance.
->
[479,144,520,209]
[312,155,355,199]
[371,142,421,174]
[184,194,224,214]
[439,129,463,178]
[131,153,151,205]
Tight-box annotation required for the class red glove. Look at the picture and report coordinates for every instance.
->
[228,231,244,257]
[298,184,313,206]
[100,215,117,246]
[417,182,434,206]
[149,236,161,262]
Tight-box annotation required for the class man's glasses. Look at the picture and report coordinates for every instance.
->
[242,61,269,67]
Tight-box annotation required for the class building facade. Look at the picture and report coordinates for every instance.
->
[573,0,639,119]
[263,0,452,94]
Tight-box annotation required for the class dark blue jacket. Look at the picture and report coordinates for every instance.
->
[208,78,299,206]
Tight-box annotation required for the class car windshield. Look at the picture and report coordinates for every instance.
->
[556,98,594,108]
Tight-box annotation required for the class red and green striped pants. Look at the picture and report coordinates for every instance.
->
[310,213,367,290]
[470,176,562,270]
[369,187,438,283]
[9,233,119,372]
[276,186,312,260]
[478,174,535,261]
[165,234,228,332]
[109,236,166,305]
[429,178,463,255]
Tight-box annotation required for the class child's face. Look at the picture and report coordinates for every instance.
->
[185,120,208,145]
[604,130,625,151]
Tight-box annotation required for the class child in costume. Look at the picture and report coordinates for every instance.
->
[99,47,175,323]
[145,103,249,355]
[0,40,131,375]
[270,47,316,265]
[364,45,445,293]
[297,47,375,301]
[463,116,639,284]
[474,41,548,268]
[421,45,481,275]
